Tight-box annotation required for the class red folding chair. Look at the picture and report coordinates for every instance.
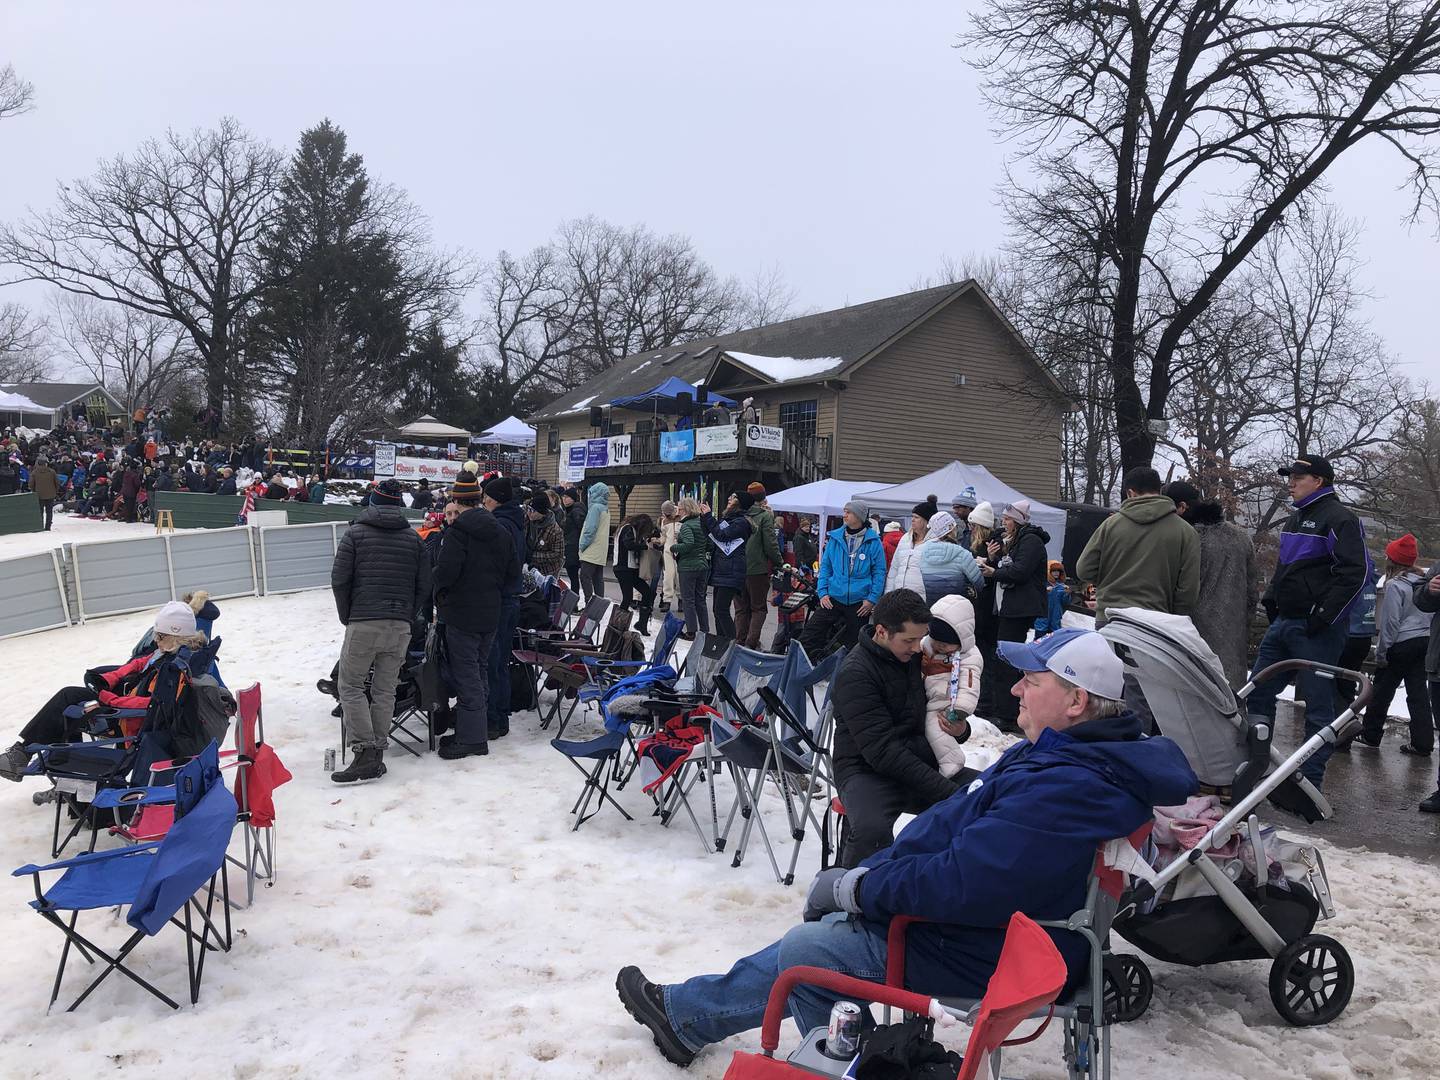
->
[723,912,1065,1080]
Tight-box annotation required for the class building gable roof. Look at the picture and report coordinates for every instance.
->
[529,281,1071,421]
[0,381,121,411]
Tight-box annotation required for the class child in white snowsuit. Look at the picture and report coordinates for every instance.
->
[919,593,983,777]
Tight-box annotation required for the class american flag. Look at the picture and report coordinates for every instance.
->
[237,485,256,525]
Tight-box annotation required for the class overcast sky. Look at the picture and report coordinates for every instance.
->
[3,0,1437,388]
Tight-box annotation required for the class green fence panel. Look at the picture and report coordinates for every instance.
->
[0,492,44,536]
[153,490,421,529]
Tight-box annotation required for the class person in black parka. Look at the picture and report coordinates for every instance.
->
[330,480,431,784]
[980,499,1051,730]
[831,588,972,866]
[560,487,586,594]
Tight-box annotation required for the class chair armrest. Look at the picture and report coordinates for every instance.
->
[91,785,176,811]
[582,657,648,669]
[13,841,161,876]
[760,966,937,1054]
[885,915,929,987]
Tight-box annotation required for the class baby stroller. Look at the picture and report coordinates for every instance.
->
[1098,607,1368,1026]
[768,563,817,655]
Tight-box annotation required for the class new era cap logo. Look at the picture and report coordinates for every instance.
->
[1064,664,1077,677]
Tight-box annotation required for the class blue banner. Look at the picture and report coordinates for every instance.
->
[585,438,610,467]
[660,430,695,463]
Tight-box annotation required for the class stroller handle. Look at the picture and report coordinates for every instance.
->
[1246,658,1373,719]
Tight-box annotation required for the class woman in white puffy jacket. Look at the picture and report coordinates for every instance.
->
[920,593,983,777]
[885,496,938,596]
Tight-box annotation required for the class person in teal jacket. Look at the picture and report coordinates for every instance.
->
[799,498,886,658]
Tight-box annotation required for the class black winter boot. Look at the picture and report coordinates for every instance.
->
[331,747,384,784]
[1,741,29,782]
[636,608,652,636]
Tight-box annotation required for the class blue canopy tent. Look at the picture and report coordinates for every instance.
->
[608,376,736,413]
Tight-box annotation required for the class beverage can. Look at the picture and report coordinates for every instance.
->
[826,1000,862,1058]
[324,747,336,772]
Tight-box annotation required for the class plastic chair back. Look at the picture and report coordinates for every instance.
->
[957,912,1067,1080]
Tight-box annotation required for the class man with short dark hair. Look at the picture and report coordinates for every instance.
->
[831,588,970,867]
[614,625,1196,1068]
[1248,454,1369,791]
[482,476,526,740]
[800,499,886,657]
[1077,466,1199,626]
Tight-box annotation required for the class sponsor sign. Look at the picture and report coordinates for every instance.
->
[372,442,397,478]
[746,424,784,451]
[391,456,464,482]
[560,440,588,482]
[586,438,610,468]
[660,430,695,462]
[696,424,739,456]
[608,433,632,466]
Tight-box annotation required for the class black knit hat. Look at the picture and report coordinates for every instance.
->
[529,491,552,514]
[484,475,515,503]
[370,479,405,507]
[928,618,962,646]
[912,495,939,519]
[736,491,756,512]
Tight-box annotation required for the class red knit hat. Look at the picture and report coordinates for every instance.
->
[1385,533,1418,566]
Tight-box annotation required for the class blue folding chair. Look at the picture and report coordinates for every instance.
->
[12,742,238,1012]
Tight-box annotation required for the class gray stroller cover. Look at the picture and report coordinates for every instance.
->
[1099,607,1331,819]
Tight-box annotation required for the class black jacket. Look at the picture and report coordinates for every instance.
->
[562,502,585,563]
[491,500,528,596]
[0,463,18,495]
[215,476,236,496]
[990,523,1051,619]
[411,488,433,511]
[1262,488,1368,626]
[431,506,518,633]
[330,505,430,625]
[832,628,958,806]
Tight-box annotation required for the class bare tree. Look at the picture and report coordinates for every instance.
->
[1367,394,1440,550]
[49,295,190,416]
[0,300,50,381]
[737,263,800,328]
[0,63,34,119]
[0,118,282,416]
[965,0,1440,473]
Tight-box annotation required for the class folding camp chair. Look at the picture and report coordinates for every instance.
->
[12,743,237,1012]
[23,715,147,858]
[513,597,615,721]
[577,611,685,717]
[723,912,1066,1080]
[549,731,635,831]
[534,604,638,736]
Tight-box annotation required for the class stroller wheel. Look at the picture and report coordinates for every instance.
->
[1102,954,1153,1023]
[1268,934,1353,1026]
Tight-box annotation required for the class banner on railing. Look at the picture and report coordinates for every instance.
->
[745,424,784,451]
[585,438,610,468]
[390,456,464,482]
[607,433,632,467]
[696,424,739,456]
[560,440,587,482]
[660,430,695,463]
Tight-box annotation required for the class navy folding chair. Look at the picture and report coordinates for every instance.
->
[12,742,238,1011]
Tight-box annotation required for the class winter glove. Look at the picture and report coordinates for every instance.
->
[1262,597,1278,624]
[1305,613,1329,637]
[83,669,108,694]
[802,866,868,922]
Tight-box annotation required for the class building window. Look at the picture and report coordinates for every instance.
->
[606,420,626,437]
[547,428,559,454]
[778,399,818,444]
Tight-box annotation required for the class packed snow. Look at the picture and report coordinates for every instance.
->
[724,351,845,383]
[561,395,598,415]
[0,513,204,560]
[0,580,1437,1077]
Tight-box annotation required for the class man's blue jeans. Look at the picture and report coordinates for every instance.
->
[487,595,521,735]
[1245,617,1348,786]
[663,914,888,1053]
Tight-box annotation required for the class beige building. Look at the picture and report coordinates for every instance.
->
[528,281,1070,520]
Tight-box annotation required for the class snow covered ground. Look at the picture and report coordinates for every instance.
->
[0,512,200,559]
[0,585,1437,1078]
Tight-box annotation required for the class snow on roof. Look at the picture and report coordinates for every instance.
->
[629,360,653,375]
[561,395,597,414]
[724,351,845,383]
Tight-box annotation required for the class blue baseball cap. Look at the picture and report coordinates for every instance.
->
[998,628,1124,700]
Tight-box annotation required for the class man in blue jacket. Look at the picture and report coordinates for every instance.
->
[799,498,886,658]
[616,627,1197,1067]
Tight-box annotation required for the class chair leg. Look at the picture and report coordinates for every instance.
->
[560,754,632,829]
[66,927,177,1012]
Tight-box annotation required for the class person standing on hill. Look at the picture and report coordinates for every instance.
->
[329,479,431,784]
[886,497,938,596]
[29,456,59,530]
[560,487,586,595]
[1351,534,1432,754]
[703,493,754,640]
[670,497,711,639]
[980,500,1050,732]
[525,492,565,578]
[483,476,527,740]
[801,499,887,658]
[735,482,782,649]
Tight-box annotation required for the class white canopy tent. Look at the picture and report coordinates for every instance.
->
[474,415,536,447]
[0,391,52,427]
[766,477,885,540]
[861,461,1066,559]
[396,415,473,441]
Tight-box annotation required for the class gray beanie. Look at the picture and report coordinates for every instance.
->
[843,498,870,522]
[950,485,978,509]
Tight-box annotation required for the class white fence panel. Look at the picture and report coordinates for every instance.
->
[0,550,71,638]
[258,522,346,595]
[71,534,173,621]
[169,527,259,601]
